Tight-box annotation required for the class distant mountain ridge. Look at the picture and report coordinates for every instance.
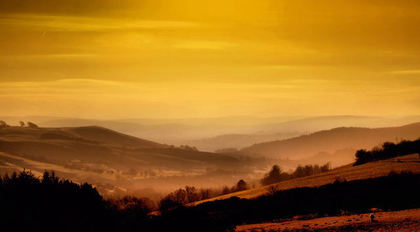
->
[241,122,420,163]
[180,115,420,152]
[3,115,420,152]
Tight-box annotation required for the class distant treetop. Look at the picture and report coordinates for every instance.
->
[27,121,39,128]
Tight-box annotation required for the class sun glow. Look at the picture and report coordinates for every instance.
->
[1,0,420,118]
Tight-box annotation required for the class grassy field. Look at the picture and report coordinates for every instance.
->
[235,208,420,232]
[192,153,420,205]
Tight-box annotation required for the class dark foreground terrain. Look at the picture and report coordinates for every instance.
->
[1,169,419,232]
[236,208,420,231]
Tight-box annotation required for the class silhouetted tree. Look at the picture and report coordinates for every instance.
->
[200,188,211,199]
[354,139,420,165]
[27,121,39,128]
[235,179,248,191]
[1,170,419,232]
[42,170,59,184]
[320,162,331,172]
[261,165,283,186]
[0,120,9,128]
[222,186,231,195]
[111,196,153,217]
[355,149,370,164]
[261,163,331,186]
[159,186,197,211]
[0,170,109,232]
[185,186,200,202]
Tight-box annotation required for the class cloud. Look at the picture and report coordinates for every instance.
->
[388,70,420,75]
[0,79,135,96]
[0,0,129,16]
[174,40,236,50]
[0,14,198,32]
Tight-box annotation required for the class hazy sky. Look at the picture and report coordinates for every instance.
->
[1,0,420,119]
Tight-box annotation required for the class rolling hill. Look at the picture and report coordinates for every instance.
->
[5,115,420,152]
[177,115,420,152]
[0,126,263,196]
[192,153,420,206]
[0,126,240,168]
[240,122,420,166]
[184,132,302,152]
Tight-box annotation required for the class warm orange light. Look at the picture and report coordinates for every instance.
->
[0,0,419,118]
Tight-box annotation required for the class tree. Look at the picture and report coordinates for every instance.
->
[235,179,248,191]
[320,162,331,172]
[222,186,231,195]
[0,120,9,128]
[293,165,305,178]
[354,139,420,165]
[159,195,180,212]
[261,165,283,186]
[42,170,59,184]
[174,188,188,205]
[355,149,370,165]
[27,121,39,128]
[200,188,211,200]
[113,196,153,217]
[185,186,200,202]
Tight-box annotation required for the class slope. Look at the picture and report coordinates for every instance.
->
[241,123,420,163]
[0,126,258,195]
[192,153,420,206]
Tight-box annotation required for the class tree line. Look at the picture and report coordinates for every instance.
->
[158,162,332,211]
[260,163,330,186]
[158,179,249,211]
[355,138,420,165]
[0,170,111,231]
[159,171,420,232]
[1,169,419,232]
[0,120,39,128]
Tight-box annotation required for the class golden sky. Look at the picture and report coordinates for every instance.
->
[1,0,420,119]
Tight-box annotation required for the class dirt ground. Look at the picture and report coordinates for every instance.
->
[235,208,420,232]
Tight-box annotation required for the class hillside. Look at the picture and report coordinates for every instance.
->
[0,126,232,168]
[254,115,420,135]
[192,153,420,206]
[0,126,262,196]
[175,115,420,152]
[8,115,420,152]
[0,126,165,148]
[236,208,420,232]
[184,132,301,152]
[241,122,420,166]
